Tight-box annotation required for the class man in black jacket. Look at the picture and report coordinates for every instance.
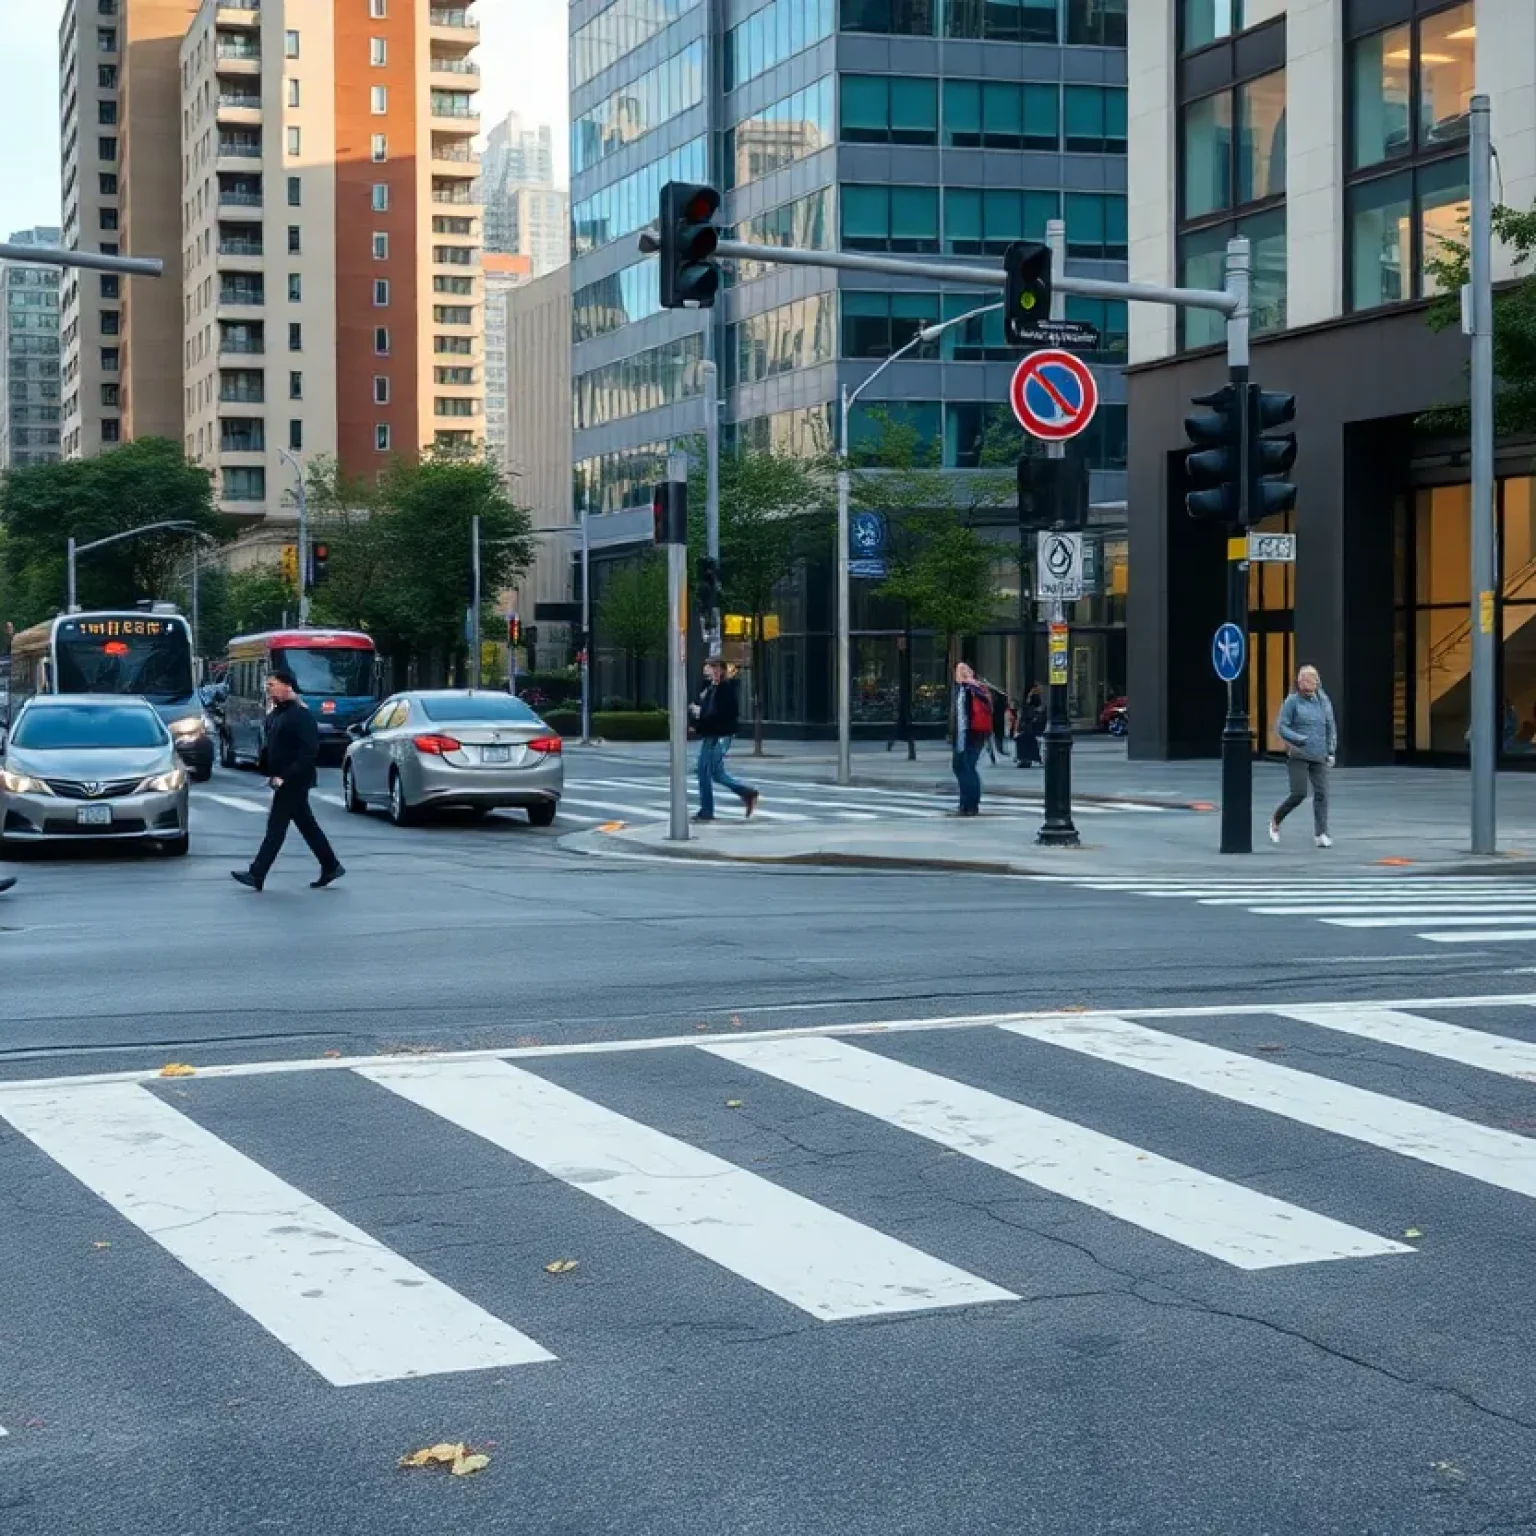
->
[688,657,759,823]
[231,667,344,891]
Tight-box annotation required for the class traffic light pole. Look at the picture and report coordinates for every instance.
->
[667,537,690,842]
[1469,95,1497,855]
[470,513,482,690]
[1221,239,1253,856]
[702,356,722,655]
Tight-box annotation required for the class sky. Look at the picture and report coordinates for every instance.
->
[0,0,570,245]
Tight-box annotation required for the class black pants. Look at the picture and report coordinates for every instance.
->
[252,783,337,880]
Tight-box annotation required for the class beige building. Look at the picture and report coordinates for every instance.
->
[59,0,198,460]
[178,0,485,524]
[482,250,531,474]
[504,264,573,623]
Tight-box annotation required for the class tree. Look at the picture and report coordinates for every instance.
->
[1423,202,1536,436]
[880,521,1001,681]
[596,554,667,708]
[687,446,830,753]
[0,438,224,628]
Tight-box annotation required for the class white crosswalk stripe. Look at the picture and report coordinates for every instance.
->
[1032,875,1536,946]
[13,991,1536,1388]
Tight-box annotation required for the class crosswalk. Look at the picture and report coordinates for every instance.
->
[5,990,1536,1390]
[1032,874,1536,947]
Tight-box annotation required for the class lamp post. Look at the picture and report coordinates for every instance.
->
[66,520,198,613]
[836,302,1002,785]
[276,448,308,625]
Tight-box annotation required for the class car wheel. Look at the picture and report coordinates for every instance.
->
[526,801,557,828]
[160,834,190,858]
[388,771,416,827]
[219,730,236,770]
[342,763,368,815]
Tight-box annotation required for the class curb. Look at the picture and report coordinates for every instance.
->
[841,774,1206,812]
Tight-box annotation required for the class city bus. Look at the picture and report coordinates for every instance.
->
[220,628,378,769]
[3,609,214,779]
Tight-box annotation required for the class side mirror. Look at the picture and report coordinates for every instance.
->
[347,722,367,740]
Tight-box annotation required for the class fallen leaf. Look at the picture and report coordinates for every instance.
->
[544,1259,578,1275]
[158,1063,196,1078]
[514,1035,543,1048]
[726,1099,744,1109]
[1431,1460,1465,1482]
[451,1453,491,1477]
[92,1241,111,1250]
[322,1049,342,1059]
[399,1442,464,1469]
[1404,1227,1423,1239]
[694,1021,710,1031]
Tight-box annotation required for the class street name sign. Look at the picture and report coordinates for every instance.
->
[1007,318,1101,351]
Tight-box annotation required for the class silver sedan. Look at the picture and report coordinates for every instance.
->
[0,694,191,856]
[341,690,564,827]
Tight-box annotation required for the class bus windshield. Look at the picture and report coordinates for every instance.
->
[273,646,373,697]
[54,619,194,702]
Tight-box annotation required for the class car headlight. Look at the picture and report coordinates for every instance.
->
[0,769,48,795]
[139,768,187,793]
[171,716,210,737]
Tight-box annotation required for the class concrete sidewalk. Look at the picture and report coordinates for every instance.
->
[562,740,1536,878]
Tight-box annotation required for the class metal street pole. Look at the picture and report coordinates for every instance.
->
[277,448,309,626]
[191,538,200,672]
[470,513,482,690]
[667,536,690,842]
[1220,236,1254,855]
[0,243,162,278]
[1037,217,1079,848]
[66,519,197,613]
[1470,94,1497,855]
[66,536,77,613]
[580,495,593,744]
[702,357,721,654]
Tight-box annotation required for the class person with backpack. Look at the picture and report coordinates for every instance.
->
[952,662,992,816]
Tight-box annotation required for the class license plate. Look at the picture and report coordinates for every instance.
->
[482,745,511,764]
[76,804,113,827]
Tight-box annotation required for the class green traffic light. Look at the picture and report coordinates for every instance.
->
[1020,292,1036,311]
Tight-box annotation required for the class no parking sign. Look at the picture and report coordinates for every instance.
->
[1010,349,1099,443]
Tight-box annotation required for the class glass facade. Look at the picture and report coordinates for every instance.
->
[726,293,836,389]
[725,77,834,190]
[573,331,705,429]
[573,263,661,342]
[728,189,833,283]
[572,137,706,256]
[572,0,701,87]
[840,0,1125,45]
[724,0,835,90]
[1180,0,1284,51]
[571,41,704,175]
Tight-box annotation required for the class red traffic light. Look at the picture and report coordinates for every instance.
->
[685,189,719,223]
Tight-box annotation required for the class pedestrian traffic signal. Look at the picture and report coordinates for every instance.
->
[311,543,329,586]
[507,614,521,646]
[1184,382,1244,523]
[658,182,721,310]
[652,480,687,545]
[1003,242,1052,346]
[696,556,722,616]
[279,543,298,586]
[1247,384,1297,521]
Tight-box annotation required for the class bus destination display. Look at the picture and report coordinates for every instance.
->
[63,619,176,640]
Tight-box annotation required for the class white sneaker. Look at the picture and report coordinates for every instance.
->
[1315,833,1333,848]
[1268,820,1280,844]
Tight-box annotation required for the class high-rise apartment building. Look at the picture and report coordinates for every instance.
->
[482,251,533,472]
[480,111,569,276]
[178,0,484,522]
[1123,1,1509,765]
[568,0,1129,729]
[58,0,198,460]
[0,229,65,470]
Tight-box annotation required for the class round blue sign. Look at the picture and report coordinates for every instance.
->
[1211,622,1246,683]
[851,511,886,554]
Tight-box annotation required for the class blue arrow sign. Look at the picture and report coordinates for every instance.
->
[1211,622,1245,683]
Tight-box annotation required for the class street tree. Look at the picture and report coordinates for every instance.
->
[0,438,224,627]
[596,553,668,708]
[187,564,295,657]
[687,445,830,754]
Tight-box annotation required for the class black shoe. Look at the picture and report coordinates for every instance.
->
[230,870,263,891]
[691,813,715,823]
[743,790,760,819]
[311,864,346,889]
[0,877,15,894]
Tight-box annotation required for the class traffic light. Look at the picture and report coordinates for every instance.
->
[652,480,687,545]
[696,556,722,617]
[1247,384,1297,522]
[507,614,521,646]
[1018,452,1088,530]
[311,543,329,586]
[1184,383,1244,523]
[658,182,721,310]
[279,543,298,586]
[1003,241,1052,345]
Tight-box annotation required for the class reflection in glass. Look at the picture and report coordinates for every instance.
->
[1418,155,1470,296]
[1182,92,1232,219]
[1237,70,1286,203]
[1347,171,1411,310]
[1419,4,1475,151]
[1349,24,1410,169]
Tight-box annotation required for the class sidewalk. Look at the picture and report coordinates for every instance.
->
[561,739,1536,878]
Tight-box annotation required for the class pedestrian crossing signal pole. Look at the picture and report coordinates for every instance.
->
[656,459,691,842]
[1222,238,1253,855]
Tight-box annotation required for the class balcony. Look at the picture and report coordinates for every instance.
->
[429,7,480,46]
[218,234,263,257]
[220,420,266,454]
[219,331,265,356]
[218,183,263,219]
[429,54,480,89]
[216,92,262,125]
[218,284,265,314]
[432,182,479,207]
[217,136,263,172]
[215,38,261,74]
[216,0,261,25]
[431,140,479,177]
[219,384,265,406]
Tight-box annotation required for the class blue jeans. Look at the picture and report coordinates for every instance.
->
[952,742,983,813]
[696,736,754,818]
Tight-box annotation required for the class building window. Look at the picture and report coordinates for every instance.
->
[284,29,300,58]
[98,100,117,126]
[98,136,117,161]
[99,275,118,299]
[370,37,388,66]
[100,208,118,231]
[374,326,391,354]
[371,85,388,115]
[101,383,119,407]
[373,375,390,405]
[289,370,303,400]
[370,0,387,14]
[286,126,302,157]
[725,78,832,191]
[840,183,940,254]
[1066,0,1127,46]
[289,419,303,451]
[1064,85,1128,154]
[289,322,302,351]
[942,79,1059,152]
[101,419,121,443]
[372,183,389,212]
[840,75,937,146]
[1065,193,1129,259]
[98,64,117,88]
[100,311,119,335]
[375,423,391,451]
[942,186,1061,256]
[288,273,302,301]
[1180,206,1287,348]
[287,225,301,254]
[97,27,116,51]
[224,466,265,501]
[98,172,117,194]
[371,133,388,162]
[288,78,301,108]
[372,232,389,260]
[1345,3,1472,312]
[1181,0,1283,52]
[374,279,390,306]
[101,347,119,372]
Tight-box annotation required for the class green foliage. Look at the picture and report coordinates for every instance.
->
[597,553,667,706]
[540,709,581,737]
[0,438,224,629]
[879,522,1000,664]
[1423,202,1536,436]
[593,710,669,741]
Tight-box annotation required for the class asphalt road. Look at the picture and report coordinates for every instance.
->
[4,759,1536,1534]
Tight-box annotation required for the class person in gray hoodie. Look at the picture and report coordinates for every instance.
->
[1269,664,1337,848]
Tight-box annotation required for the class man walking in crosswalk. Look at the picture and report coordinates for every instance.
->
[1269,663,1337,848]
[688,656,760,823]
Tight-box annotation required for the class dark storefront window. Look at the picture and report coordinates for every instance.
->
[1345,3,1471,312]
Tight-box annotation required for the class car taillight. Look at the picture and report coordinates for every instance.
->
[528,735,563,754]
[412,733,462,755]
